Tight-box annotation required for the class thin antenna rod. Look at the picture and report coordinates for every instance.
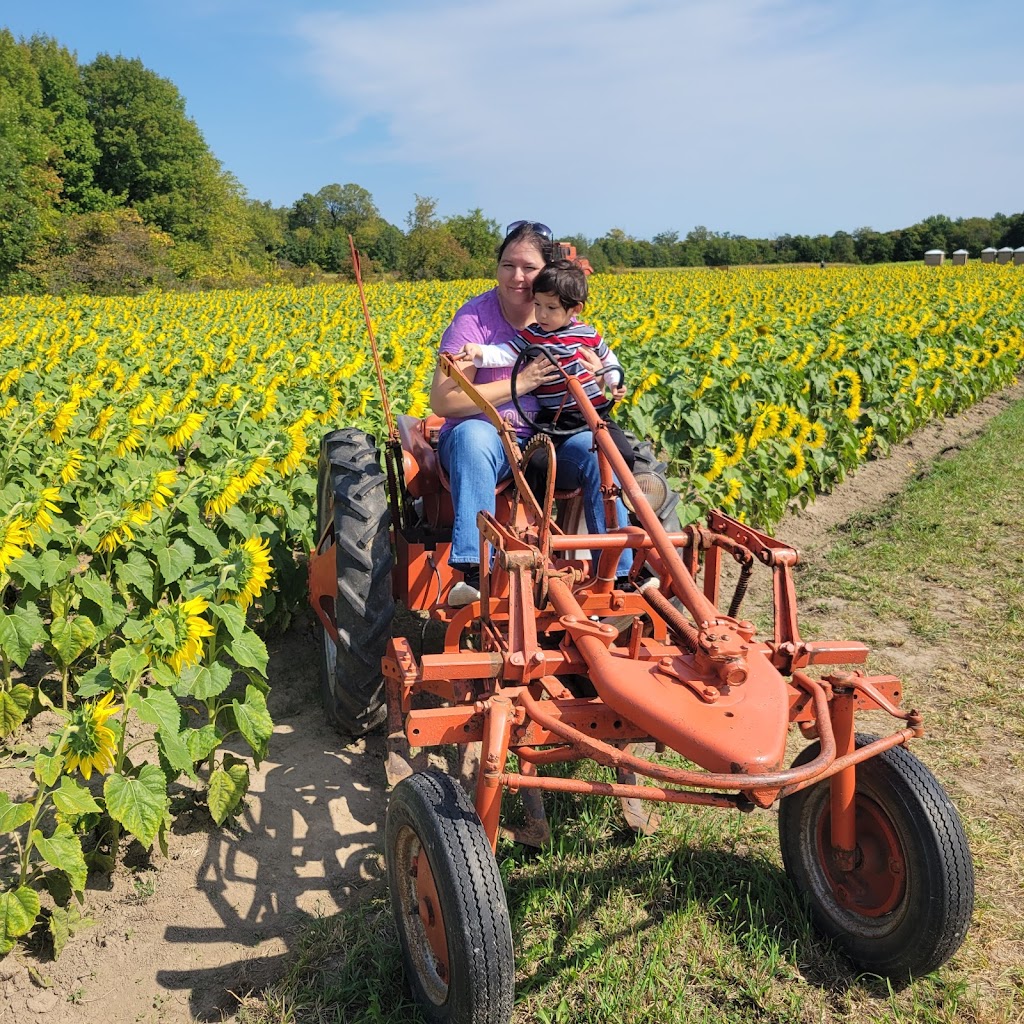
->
[349,235,398,442]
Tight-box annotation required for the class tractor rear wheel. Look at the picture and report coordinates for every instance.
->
[315,428,394,740]
[778,735,973,982]
[386,770,515,1024]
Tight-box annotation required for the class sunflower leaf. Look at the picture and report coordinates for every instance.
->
[8,551,40,590]
[117,551,155,604]
[231,686,273,767]
[219,506,254,534]
[51,777,102,816]
[37,549,71,587]
[0,604,46,668]
[110,643,149,683]
[209,601,245,640]
[225,628,268,674]
[31,823,87,893]
[75,663,117,698]
[184,724,222,763]
[184,519,225,558]
[48,615,99,668]
[207,761,249,825]
[104,765,168,849]
[0,886,41,953]
[156,728,196,780]
[156,539,195,585]
[74,572,114,617]
[34,749,64,787]
[0,684,33,738]
[179,663,231,700]
[0,793,34,832]
[48,901,89,958]
[129,688,183,734]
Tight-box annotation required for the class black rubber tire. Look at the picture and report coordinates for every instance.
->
[386,770,515,1024]
[315,428,394,740]
[778,734,974,982]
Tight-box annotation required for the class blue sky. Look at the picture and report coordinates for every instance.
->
[3,0,1023,241]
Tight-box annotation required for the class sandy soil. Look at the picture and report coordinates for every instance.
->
[1,380,1022,1024]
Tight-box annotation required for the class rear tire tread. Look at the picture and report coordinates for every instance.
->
[317,427,395,739]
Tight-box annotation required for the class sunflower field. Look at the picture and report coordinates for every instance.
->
[1,262,1022,955]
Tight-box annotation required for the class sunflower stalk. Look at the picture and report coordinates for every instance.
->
[18,725,70,887]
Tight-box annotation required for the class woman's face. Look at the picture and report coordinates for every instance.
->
[496,239,545,306]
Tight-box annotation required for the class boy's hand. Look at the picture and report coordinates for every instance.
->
[608,382,627,403]
[454,343,482,364]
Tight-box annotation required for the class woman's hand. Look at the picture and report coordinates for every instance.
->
[516,353,563,393]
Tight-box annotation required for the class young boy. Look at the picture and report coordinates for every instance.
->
[457,258,636,475]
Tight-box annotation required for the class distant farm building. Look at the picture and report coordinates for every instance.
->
[980,247,997,263]
[1014,246,1024,266]
[997,246,1014,264]
[924,249,945,266]
[951,249,969,265]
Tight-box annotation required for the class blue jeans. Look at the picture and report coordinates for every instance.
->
[437,420,632,576]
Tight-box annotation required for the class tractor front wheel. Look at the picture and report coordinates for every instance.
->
[315,428,394,740]
[386,770,515,1024]
[778,734,973,982]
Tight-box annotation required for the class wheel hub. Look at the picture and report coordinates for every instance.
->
[411,851,450,983]
[818,794,907,917]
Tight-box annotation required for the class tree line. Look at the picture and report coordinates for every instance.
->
[2,29,1022,295]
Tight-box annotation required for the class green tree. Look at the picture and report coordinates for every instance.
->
[24,207,174,294]
[25,35,108,214]
[892,227,924,262]
[81,54,242,252]
[244,199,288,267]
[402,195,472,280]
[318,182,379,234]
[445,209,501,276]
[829,230,856,263]
[0,30,59,288]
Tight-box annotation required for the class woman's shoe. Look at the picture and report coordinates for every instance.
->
[448,564,481,607]
[448,581,481,607]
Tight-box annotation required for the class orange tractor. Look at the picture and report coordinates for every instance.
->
[308,252,973,1024]
[556,240,594,275]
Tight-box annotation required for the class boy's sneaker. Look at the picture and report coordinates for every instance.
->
[449,565,480,607]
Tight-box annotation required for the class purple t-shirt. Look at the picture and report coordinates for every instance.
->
[438,288,538,439]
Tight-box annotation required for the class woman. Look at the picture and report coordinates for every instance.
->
[430,220,631,606]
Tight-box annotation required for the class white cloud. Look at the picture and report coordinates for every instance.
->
[291,0,1024,236]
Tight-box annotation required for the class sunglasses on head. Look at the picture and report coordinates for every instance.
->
[505,220,553,241]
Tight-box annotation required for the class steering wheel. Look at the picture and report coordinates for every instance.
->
[510,344,625,437]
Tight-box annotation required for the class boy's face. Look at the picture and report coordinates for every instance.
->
[533,291,580,333]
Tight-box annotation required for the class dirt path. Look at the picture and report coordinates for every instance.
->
[2,380,1022,1024]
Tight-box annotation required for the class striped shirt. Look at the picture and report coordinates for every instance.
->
[472,320,621,413]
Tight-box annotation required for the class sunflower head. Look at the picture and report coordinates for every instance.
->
[0,516,33,573]
[218,537,273,611]
[145,596,214,674]
[65,691,121,781]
